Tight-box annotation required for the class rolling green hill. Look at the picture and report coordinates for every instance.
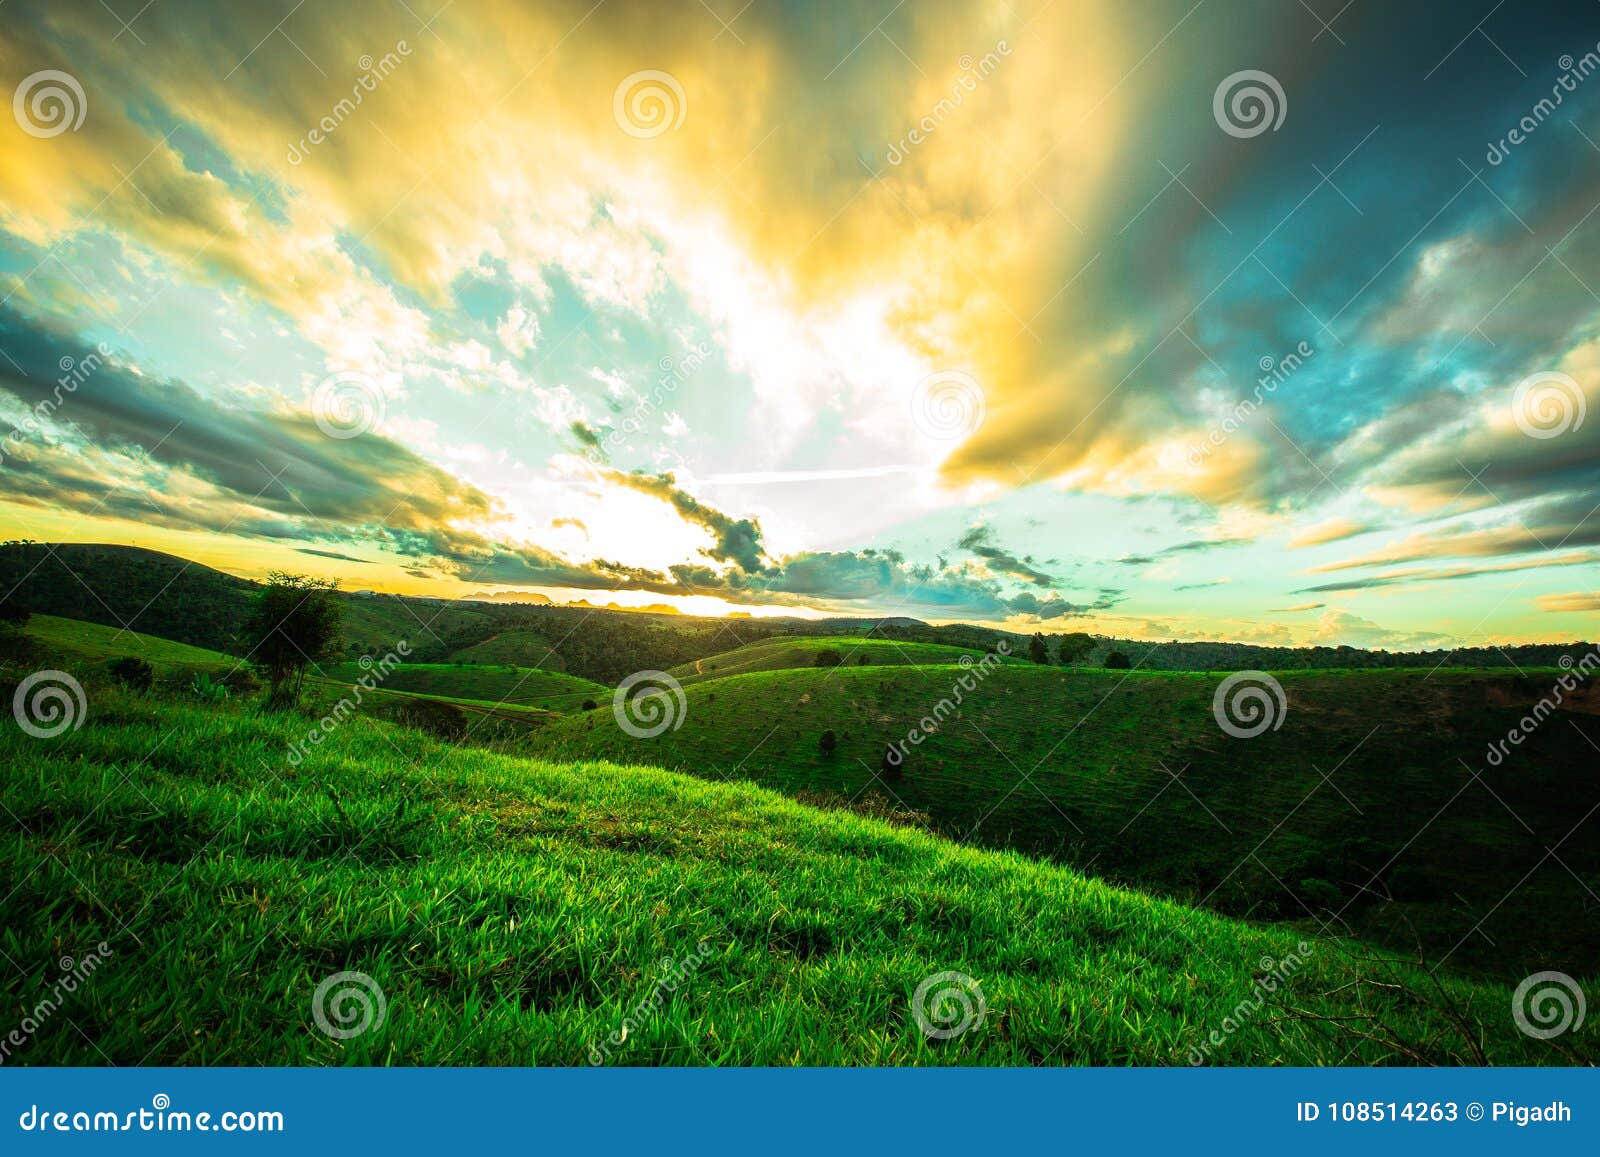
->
[322,661,607,713]
[445,628,568,669]
[17,613,237,671]
[668,636,993,685]
[5,544,1591,686]
[524,663,1600,980]
[2,683,1586,1066]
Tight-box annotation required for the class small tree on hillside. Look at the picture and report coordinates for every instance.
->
[881,741,904,778]
[1029,632,1049,664]
[245,572,342,706]
[1104,650,1131,670]
[815,649,844,668]
[0,599,30,628]
[819,728,837,756]
[107,656,153,690]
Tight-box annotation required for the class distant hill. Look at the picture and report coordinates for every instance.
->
[3,543,1592,685]
[668,636,992,685]
[0,542,256,654]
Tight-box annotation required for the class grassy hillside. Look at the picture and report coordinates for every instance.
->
[322,661,607,713]
[0,542,255,653]
[524,663,1600,980]
[19,613,237,671]
[446,628,568,669]
[668,636,991,685]
[1,683,1587,1066]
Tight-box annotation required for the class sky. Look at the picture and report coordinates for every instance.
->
[0,0,1597,647]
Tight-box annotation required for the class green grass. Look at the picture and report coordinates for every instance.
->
[525,663,1600,981]
[322,661,607,713]
[306,678,560,726]
[22,614,236,671]
[445,628,566,668]
[3,681,1589,1066]
[667,636,991,685]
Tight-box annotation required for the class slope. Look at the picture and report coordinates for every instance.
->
[1,684,1586,1066]
[523,663,1600,980]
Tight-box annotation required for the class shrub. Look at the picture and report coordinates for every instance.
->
[189,671,231,702]
[1298,877,1342,909]
[107,656,154,690]
[581,698,598,711]
[814,649,843,668]
[819,728,837,756]
[1104,651,1131,670]
[219,667,259,696]
[390,697,468,740]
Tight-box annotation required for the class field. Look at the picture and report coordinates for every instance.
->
[17,613,236,671]
[2,681,1589,1066]
[321,661,608,713]
[525,661,1600,980]
[666,636,990,685]
[3,600,1597,1067]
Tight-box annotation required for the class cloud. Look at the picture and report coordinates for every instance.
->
[1534,592,1600,614]
[957,525,1054,586]
[1288,517,1371,548]
[598,468,768,573]
[1117,535,1251,567]
[0,305,495,539]
[1298,552,1598,593]
[296,548,373,564]
[570,421,607,454]
[1306,610,1453,651]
